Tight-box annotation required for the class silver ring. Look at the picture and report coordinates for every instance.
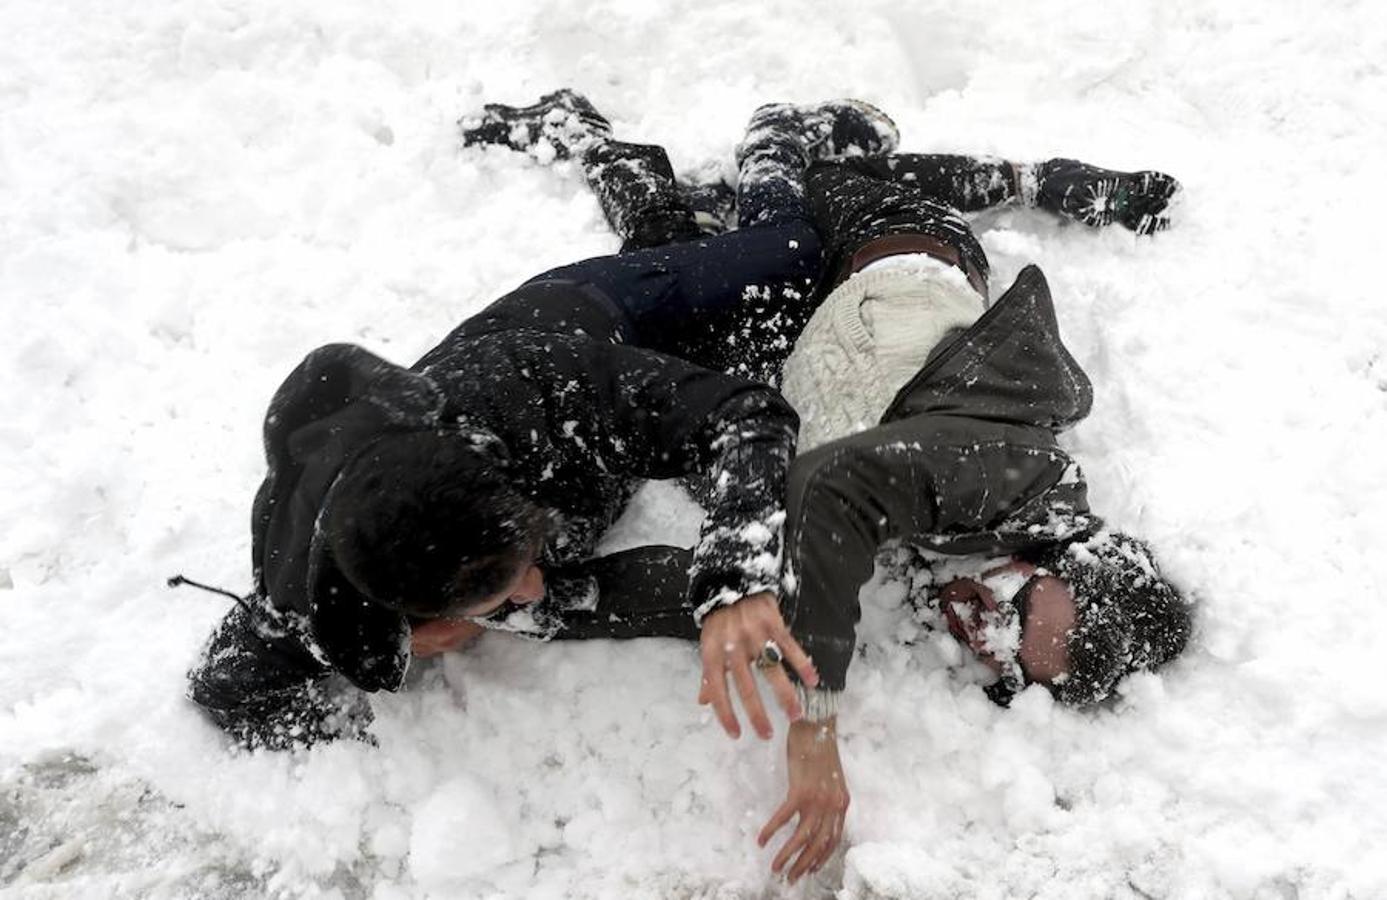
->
[755,639,784,670]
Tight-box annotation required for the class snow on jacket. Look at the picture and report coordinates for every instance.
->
[246,277,798,695]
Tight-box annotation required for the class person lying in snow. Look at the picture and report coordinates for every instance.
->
[448,91,1192,882]
[185,97,906,754]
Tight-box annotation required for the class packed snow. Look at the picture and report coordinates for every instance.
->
[4,1,1387,897]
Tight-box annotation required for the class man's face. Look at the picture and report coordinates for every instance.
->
[936,559,1077,686]
[407,561,547,659]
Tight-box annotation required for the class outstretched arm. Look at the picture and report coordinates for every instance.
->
[840,153,1017,212]
[843,153,1181,234]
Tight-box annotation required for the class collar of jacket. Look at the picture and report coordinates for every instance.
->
[881,264,1093,431]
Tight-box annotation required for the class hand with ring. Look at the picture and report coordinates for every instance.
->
[698,592,819,740]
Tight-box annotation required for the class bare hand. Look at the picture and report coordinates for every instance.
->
[410,618,486,657]
[697,592,818,740]
[759,717,850,884]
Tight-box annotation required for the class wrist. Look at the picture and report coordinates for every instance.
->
[790,715,836,736]
[794,683,841,722]
[1010,161,1042,207]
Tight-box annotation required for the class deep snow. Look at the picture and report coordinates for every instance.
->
[3,1,1387,897]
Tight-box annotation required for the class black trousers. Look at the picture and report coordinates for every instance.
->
[524,218,822,383]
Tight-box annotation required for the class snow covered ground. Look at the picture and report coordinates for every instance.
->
[4,0,1387,896]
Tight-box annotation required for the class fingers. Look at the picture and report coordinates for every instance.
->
[699,599,819,741]
[785,799,849,883]
[732,658,772,740]
[771,812,820,876]
[764,666,803,724]
[974,581,1000,613]
[789,823,834,884]
[807,807,846,876]
[762,797,849,884]
[758,800,795,848]
[774,628,819,689]
[699,645,741,739]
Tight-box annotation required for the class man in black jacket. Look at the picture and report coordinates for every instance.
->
[186,93,902,750]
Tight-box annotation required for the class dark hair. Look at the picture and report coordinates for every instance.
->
[322,430,546,618]
[1025,530,1192,706]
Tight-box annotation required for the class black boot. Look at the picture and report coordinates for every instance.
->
[736,99,900,167]
[583,141,704,251]
[735,99,900,227]
[460,88,613,161]
[1020,158,1182,235]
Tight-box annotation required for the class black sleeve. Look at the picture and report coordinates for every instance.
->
[533,337,800,620]
[542,546,700,641]
[780,417,1077,691]
[422,327,799,623]
[839,154,1017,212]
[186,602,373,750]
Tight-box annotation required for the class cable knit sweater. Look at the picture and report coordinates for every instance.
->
[781,257,986,451]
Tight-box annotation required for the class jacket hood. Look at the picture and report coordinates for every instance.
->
[252,343,471,692]
[882,265,1093,431]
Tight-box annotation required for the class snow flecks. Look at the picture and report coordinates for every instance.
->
[740,521,773,548]
[4,2,1386,897]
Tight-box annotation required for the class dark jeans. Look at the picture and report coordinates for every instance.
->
[524,219,823,382]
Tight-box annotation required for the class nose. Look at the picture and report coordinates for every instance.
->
[510,565,546,604]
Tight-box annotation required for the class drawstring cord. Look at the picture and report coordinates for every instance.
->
[167,573,332,669]
[167,574,247,605]
[166,574,264,623]
[167,573,297,649]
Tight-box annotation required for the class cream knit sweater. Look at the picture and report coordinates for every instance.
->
[782,256,986,452]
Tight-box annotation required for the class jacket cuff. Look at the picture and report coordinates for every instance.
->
[1013,161,1041,207]
[795,684,841,722]
[691,577,779,626]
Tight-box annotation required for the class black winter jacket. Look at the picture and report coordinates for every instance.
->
[198,276,797,725]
